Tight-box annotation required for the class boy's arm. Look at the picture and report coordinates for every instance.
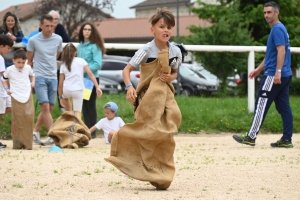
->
[30,75,35,88]
[1,72,10,95]
[89,126,97,133]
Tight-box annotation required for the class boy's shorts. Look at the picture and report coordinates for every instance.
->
[0,96,12,114]
[35,77,57,105]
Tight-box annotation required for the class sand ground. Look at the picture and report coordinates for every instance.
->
[0,133,299,200]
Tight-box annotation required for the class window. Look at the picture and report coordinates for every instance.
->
[102,61,127,70]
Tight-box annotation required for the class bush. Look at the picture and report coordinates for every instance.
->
[290,77,300,96]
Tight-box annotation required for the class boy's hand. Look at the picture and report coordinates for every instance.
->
[6,90,12,95]
[159,72,171,82]
[126,86,137,102]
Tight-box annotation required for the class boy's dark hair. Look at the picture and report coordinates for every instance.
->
[13,49,27,60]
[0,34,14,47]
[264,1,280,12]
[149,7,175,27]
[40,14,53,24]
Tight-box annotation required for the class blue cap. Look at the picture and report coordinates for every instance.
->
[105,102,118,112]
[48,146,63,152]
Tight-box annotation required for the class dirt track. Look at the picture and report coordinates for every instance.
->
[0,133,299,200]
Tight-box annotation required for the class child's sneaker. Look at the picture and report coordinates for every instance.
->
[232,133,256,146]
[33,132,41,145]
[271,138,293,148]
[0,142,7,148]
[40,137,54,146]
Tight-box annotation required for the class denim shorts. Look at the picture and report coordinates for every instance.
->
[35,77,57,105]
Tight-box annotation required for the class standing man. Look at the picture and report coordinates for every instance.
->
[233,1,293,148]
[27,14,62,145]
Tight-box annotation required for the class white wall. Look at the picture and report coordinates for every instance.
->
[20,17,40,36]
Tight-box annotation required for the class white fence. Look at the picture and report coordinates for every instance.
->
[14,42,300,112]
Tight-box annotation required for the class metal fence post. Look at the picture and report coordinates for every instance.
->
[248,50,255,113]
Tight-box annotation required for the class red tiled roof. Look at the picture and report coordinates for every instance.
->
[0,2,38,21]
[131,0,193,8]
[0,1,113,22]
[96,15,210,39]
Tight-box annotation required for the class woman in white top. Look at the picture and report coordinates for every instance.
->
[58,43,102,112]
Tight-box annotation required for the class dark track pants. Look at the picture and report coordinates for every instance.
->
[82,78,99,138]
[248,75,293,140]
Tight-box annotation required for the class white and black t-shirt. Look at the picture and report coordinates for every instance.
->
[0,55,8,98]
[129,40,182,69]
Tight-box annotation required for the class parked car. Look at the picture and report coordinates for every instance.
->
[180,63,219,96]
[99,54,182,94]
[99,77,122,94]
[99,55,140,91]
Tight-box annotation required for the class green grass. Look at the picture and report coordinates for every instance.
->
[1,94,299,139]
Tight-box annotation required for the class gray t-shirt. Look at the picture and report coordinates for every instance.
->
[129,39,182,69]
[27,32,62,79]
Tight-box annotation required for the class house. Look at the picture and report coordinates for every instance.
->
[96,15,210,57]
[130,0,194,18]
[0,1,113,36]
[130,0,219,18]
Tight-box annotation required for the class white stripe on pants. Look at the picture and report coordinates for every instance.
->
[62,88,83,112]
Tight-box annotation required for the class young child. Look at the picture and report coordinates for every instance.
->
[58,43,102,112]
[2,49,35,150]
[89,102,125,144]
[105,8,182,190]
[0,34,14,148]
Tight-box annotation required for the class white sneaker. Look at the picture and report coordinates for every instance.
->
[33,132,41,145]
[40,137,54,146]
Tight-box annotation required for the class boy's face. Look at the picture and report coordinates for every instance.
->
[0,45,11,54]
[104,108,116,120]
[13,58,26,70]
[151,18,173,43]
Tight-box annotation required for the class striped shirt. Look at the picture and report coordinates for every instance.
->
[129,40,182,69]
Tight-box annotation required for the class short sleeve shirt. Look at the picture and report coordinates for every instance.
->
[129,40,182,69]
[264,22,292,77]
[95,117,125,144]
[60,57,88,91]
[27,32,62,79]
[2,65,35,103]
[0,55,8,97]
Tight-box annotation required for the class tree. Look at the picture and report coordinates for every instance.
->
[182,0,253,95]
[34,0,116,41]
[239,0,300,68]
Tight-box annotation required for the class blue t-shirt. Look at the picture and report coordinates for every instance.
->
[264,22,292,77]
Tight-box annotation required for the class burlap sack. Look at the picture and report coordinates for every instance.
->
[47,111,91,148]
[11,95,34,150]
[105,50,182,190]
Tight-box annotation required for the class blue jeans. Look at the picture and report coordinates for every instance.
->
[35,77,57,105]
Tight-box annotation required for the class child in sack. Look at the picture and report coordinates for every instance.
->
[0,34,14,148]
[2,49,35,149]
